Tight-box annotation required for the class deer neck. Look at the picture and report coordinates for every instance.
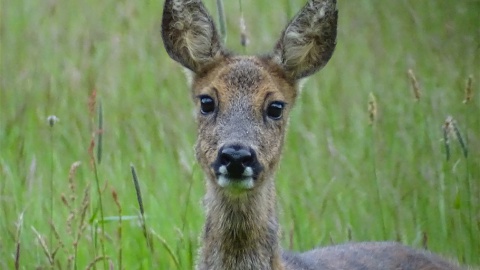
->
[197,179,284,270]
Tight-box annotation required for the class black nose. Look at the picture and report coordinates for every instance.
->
[219,145,255,178]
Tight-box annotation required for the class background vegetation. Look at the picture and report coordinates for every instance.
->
[1,0,479,269]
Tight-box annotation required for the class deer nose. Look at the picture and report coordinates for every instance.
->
[219,145,255,178]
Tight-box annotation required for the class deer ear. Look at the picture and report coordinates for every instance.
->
[273,0,338,80]
[161,0,223,73]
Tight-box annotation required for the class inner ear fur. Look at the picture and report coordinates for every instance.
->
[161,0,223,73]
[273,0,338,80]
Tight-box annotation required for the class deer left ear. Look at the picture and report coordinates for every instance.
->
[161,0,223,73]
[273,0,338,80]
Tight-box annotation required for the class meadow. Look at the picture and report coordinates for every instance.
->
[1,0,479,269]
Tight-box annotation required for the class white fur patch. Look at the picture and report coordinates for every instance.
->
[217,165,255,190]
[219,165,228,175]
[182,67,194,86]
[218,175,254,190]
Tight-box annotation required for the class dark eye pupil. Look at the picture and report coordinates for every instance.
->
[267,102,284,119]
[200,96,215,114]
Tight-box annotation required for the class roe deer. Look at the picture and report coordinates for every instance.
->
[161,0,462,269]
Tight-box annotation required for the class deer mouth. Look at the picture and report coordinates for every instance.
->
[216,165,255,190]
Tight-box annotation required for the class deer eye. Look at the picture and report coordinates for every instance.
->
[199,95,215,115]
[266,101,284,120]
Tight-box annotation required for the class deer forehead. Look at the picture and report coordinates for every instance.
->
[193,57,297,110]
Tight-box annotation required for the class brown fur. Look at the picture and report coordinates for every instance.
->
[161,0,462,269]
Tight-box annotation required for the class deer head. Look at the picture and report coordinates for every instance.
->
[161,0,337,195]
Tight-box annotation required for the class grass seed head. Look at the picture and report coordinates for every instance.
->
[407,69,421,102]
[88,88,97,119]
[68,161,81,202]
[49,221,64,249]
[443,116,455,141]
[443,116,468,159]
[112,188,121,211]
[368,92,377,124]
[463,75,473,104]
[61,194,69,208]
[240,15,249,47]
[88,135,96,169]
[74,185,91,245]
[32,227,53,265]
[47,115,59,127]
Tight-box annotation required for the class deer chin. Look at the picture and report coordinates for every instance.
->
[216,165,255,192]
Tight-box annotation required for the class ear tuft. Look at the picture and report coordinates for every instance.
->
[274,0,338,80]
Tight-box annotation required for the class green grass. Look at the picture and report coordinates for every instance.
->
[1,0,479,269]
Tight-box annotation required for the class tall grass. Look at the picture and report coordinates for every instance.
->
[47,115,58,253]
[1,0,478,269]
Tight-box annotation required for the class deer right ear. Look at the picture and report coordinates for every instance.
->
[273,0,338,80]
[161,0,223,73]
